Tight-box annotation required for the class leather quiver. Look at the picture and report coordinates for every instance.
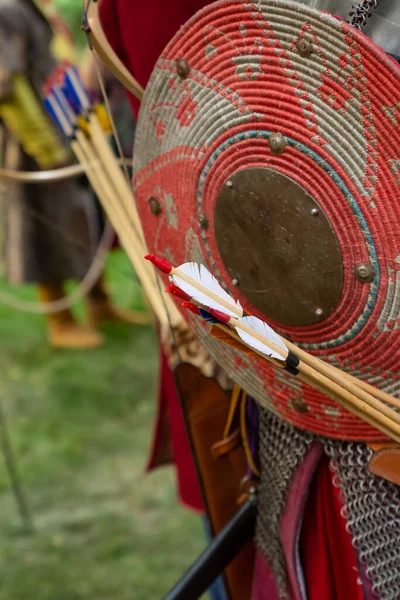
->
[175,362,256,600]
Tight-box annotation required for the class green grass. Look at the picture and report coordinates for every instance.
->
[0,251,205,600]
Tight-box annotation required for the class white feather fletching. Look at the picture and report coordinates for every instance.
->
[235,315,288,361]
[170,262,242,318]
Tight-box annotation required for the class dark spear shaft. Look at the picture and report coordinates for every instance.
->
[163,497,257,600]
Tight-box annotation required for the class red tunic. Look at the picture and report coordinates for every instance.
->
[300,456,364,600]
[100,0,212,118]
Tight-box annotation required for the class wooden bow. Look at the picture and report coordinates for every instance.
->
[0,162,89,183]
[0,158,131,184]
[83,0,144,101]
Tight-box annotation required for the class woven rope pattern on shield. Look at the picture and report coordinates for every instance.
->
[325,441,400,600]
[256,408,314,598]
[133,0,400,441]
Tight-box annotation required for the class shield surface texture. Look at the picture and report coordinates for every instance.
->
[133,0,400,441]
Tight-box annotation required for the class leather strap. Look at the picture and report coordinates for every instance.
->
[368,443,400,486]
[212,429,241,458]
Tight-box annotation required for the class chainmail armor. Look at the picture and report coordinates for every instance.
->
[257,410,400,599]
[325,441,400,600]
[350,0,380,30]
[256,410,314,598]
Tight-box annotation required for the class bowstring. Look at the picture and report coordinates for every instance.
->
[82,0,180,334]
[80,0,251,521]
[81,0,132,201]
[82,0,142,252]
[81,4,191,457]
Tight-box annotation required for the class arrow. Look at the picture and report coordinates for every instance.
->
[207,309,288,363]
[43,65,182,327]
[145,256,242,318]
[160,256,400,409]
[147,255,286,363]
[148,254,400,443]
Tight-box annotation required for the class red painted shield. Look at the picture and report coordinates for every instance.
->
[133,0,400,441]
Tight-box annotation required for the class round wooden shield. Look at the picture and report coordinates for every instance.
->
[133,0,400,441]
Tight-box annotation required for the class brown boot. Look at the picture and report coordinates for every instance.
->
[38,283,104,349]
[86,277,153,328]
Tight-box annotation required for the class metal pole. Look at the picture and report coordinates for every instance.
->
[0,400,34,532]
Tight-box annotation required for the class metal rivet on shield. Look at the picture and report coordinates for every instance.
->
[148,196,162,216]
[355,262,376,283]
[268,132,286,155]
[198,213,209,230]
[296,36,313,58]
[176,58,190,79]
[311,208,319,217]
[226,180,233,189]
[292,397,309,414]
[232,278,240,287]
[315,307,324,319]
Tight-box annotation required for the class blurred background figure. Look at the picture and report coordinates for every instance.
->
[0,5,212,600]
[0,0,147,350]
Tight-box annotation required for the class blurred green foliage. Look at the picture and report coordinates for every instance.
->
[0,251,205,599]
[53,0,89,54]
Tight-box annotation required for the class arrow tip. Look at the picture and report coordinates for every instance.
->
[208,308,230,324]
[144,254,172,274]
[165,284,191,301]
[182,302,200,316]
